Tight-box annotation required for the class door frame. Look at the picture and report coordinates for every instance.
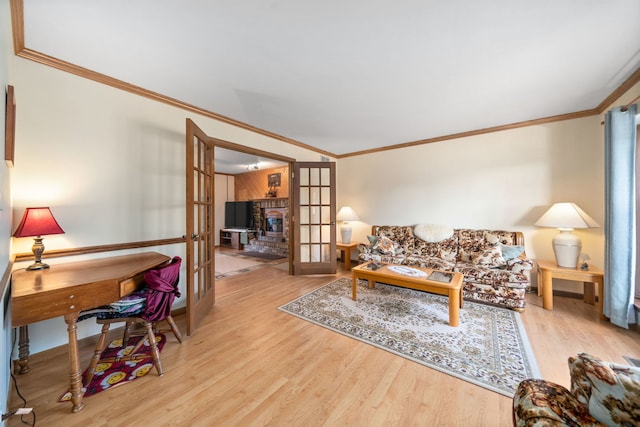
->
[213,139,296,274]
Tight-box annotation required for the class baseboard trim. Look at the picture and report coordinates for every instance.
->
[528,287,595,301]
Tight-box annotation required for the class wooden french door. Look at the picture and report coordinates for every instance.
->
[185,119,215,335]
[292,162,337,275]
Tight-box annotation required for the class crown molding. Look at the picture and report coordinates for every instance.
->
[9,0,640,160]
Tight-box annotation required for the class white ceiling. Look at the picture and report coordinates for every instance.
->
[21,0,640,161]
[214,146,287,175]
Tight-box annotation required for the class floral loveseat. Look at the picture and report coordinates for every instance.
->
[513,353,640,426]
[358,224,534,311]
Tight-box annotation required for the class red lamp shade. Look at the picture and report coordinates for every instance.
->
[13,207,65,238]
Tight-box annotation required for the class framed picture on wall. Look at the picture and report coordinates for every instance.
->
[268,173,281,187]
[5,85,15,167]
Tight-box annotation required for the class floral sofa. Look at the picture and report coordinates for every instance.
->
[358,224,534,311]
[513,353,640,426]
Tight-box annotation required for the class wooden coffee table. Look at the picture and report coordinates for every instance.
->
[352,262,464,326]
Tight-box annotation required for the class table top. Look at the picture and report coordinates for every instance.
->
[336,241,360,249]
[536,259,603,275]
[12,252,170,298]
[353,261,463,289]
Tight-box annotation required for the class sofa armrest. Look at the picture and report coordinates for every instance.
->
[506,255,534,273]
[513,379,606,427]
[358,243,371,254]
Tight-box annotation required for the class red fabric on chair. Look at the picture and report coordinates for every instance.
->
[142,256,182,322]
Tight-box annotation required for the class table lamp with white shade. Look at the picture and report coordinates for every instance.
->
[534,202,599,268]
[336,206,359,244]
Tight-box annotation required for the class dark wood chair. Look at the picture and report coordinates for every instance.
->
[82,256,183,384]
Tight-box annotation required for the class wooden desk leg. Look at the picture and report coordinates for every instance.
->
[64,313,85,413]
[16,325,31,374]
[542,271,554,310]
[352,273,358,300]
[448,289,460,327]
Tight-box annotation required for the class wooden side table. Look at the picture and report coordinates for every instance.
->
[336,242,359,270]
[536,259,605,319]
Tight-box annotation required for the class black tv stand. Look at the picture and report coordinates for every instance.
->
[220,229,248,250]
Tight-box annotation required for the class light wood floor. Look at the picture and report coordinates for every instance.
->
[7,258,640,427]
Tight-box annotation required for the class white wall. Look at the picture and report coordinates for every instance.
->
[338,115,606,293]
[9,56,327,354]
[338,79,640,295]
[214,174,235,245]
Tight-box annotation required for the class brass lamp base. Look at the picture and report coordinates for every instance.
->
[27,236,50,270]
[26,261,50,271]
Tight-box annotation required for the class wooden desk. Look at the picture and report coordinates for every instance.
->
[336,242,359,270]
[536,259,605,319]
[11,252,170,413]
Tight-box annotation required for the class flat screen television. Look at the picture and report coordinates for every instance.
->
[224,201,253,229]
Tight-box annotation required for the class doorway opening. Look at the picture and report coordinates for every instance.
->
[214,143,294,274]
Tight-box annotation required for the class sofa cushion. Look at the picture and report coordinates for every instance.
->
[403,255,455,271]
[458,229,522,262]
[412,232,459,262]
[464,283,527,309]
[471,246,506,268]
[569,353,640,427]
[454,262,530,287]
[359,252,407,265]
[413,224,454,242]
[376,226,415,255]
[373,235,396,255]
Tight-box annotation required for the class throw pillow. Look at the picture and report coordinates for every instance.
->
[414,224,454,243]
[471,246,506,268]
[367,235,379,246]
[372,235,395,256]
[499,244,525,261]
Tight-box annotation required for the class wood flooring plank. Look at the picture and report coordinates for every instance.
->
[7,259,640,426]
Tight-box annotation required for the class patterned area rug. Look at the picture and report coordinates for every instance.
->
[59,334,165,401]
[279,277,540,397]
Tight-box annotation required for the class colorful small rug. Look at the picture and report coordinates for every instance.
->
[59,334,165,401]
[279,278,540,397]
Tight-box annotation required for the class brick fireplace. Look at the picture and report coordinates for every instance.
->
[265,208,286,238]
[243,198,289,257]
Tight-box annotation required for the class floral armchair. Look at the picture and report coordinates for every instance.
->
[513,353,640,426]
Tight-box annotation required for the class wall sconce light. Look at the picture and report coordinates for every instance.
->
[534,202,599,268]
[13,207,65,270]
[336,206,359,244]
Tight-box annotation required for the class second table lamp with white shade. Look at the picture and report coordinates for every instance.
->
[534,202,599,268]
[336,206,359,244]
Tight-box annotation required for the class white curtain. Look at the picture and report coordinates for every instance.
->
[604,104,638,328]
